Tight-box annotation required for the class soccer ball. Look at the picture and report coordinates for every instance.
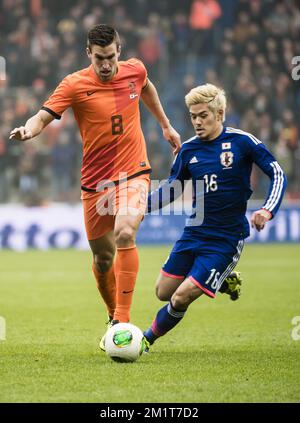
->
[105,322,145,363]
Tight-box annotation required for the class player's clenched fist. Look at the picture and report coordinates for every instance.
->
[250,209,272,232]
[9,126,33,141]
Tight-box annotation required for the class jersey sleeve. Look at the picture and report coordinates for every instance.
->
[147,150,190,212]
[133,58,148,88]
[42,75,74,119]
[246,136,287,218]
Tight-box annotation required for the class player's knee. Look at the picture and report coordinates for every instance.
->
[156,285,171,301]
[115,226,135,247]
[94,253,113,273]
[171,290,191,309]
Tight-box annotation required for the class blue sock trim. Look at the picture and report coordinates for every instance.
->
[167,301,186,318]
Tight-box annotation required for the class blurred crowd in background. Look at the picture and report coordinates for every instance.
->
[0,0,300,205]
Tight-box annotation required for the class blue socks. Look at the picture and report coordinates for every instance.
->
[144,301,187,345]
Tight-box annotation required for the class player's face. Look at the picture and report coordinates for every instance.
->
[189,103,223,140]
[87,42,121,82]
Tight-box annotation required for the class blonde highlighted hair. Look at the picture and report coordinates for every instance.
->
[185,83,227,122]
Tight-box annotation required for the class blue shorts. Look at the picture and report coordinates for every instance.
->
[162,233,244,298]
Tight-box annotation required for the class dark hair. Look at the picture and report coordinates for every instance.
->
[87,24,120,50]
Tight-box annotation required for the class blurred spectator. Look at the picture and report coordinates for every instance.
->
[138,28,162,81]
[17,141,43,205]
[189,0,222,54]
[51,130,76,201]
[189,0,222,30]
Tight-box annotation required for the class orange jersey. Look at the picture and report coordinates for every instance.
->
[42,59,151,191]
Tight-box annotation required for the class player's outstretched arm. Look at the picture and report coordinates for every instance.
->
[9,109,54,141]
[147,150,189,213]
[141,79,181,154]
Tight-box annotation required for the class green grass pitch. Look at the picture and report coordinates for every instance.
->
[0,244,299,403]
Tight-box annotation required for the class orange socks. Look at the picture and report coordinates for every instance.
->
[92,262,116,319]
[114,245,139,322]
[92,246,139,322]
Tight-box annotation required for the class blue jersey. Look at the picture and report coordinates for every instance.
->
[148,126,287,240]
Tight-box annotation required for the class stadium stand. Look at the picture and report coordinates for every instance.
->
[0,0,299,205]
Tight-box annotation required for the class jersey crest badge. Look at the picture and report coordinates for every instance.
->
[220,151,233,168]
[129,81,138,99]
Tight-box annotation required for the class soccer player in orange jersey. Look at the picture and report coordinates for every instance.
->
[9,24,181,346]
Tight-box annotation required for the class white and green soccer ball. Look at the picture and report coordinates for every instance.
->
[105,322,145,363]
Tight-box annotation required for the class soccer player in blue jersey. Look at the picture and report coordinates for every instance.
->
[143,83,287,348]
